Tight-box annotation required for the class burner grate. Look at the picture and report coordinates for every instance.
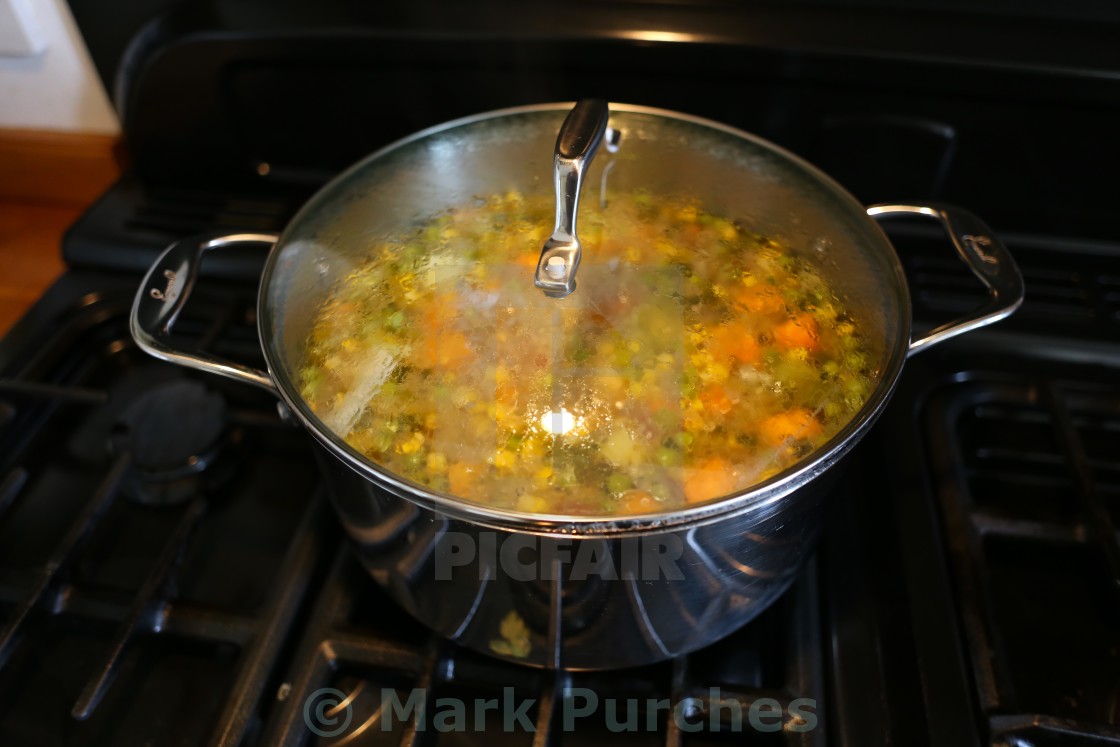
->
[889,225,1120,343]
[264,552,824,746]
[0,285,328,746]
[924,369,1120,745]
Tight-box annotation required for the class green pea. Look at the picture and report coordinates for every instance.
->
[656,447,683,467]
[384,310,406,331]
[607,473,633,494]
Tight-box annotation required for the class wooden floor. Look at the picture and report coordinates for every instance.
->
[0,129,120,336]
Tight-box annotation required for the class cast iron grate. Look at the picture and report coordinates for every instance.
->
[124,187,294,237]
[262,551,824,746]
[886,224,1120,342]
[923,370,1120,746]
[62,174,300,274]
[0,285,327,746]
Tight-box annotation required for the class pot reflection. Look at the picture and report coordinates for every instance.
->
[315,446,837,670]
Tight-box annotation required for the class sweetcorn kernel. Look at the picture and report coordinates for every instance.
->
[427,452,448,473]
[516,494,548,512]
[397,432,425,454]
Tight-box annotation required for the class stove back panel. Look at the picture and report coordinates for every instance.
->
[102,9,1119,243]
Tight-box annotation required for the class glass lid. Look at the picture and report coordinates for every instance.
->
[264,104,906,519]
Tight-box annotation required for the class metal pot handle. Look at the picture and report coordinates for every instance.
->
[867,203,1025,357]
[534,99,611,298]
[130,233,281,393]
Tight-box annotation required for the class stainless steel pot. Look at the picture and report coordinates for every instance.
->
[131,103,1024,669]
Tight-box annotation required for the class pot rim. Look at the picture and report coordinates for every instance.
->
[257,101,912,536]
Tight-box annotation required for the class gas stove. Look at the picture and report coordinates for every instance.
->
[2,2,1119,744]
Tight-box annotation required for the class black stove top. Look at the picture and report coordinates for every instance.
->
[4,2,1120,742]
[1,227,1117,745]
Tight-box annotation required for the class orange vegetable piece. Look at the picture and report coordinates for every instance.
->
[514,251,540,268]
[423,330,472,369]
[448,462,477,495]
[618,489,659,514]
[699,385,733,415]
[683,457,738,503]
[709,325,760,364]
[773,314,819,351]
[421,294,455,331]
[495,381,518,406]
[733,286,784,314]
[759,408,823,446]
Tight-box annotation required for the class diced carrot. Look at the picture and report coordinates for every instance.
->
[732,286,784,314]
[495,380,518,406]
[699,385,733,415]
[448,462,477,495]
[709,325,760,364]
[683,457,738,503]
[422,294,455,331]
[333,301,358,316]
[773,314,819,351]
[618,489,659,514]
[423,331,473,369]
[759,408,823,446]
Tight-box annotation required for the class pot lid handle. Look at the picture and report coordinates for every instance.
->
[534,99,612,298]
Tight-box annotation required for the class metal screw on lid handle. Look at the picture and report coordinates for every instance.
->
[535,99,611,298]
